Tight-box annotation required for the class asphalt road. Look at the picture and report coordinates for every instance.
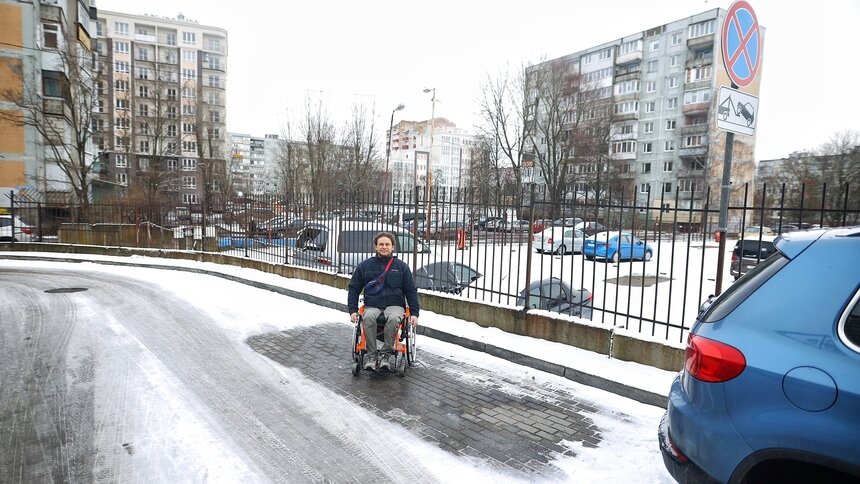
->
[0,264,665,483]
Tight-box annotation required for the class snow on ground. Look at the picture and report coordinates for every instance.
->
[2,254,676,482]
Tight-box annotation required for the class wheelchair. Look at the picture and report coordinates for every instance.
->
[351,305,417,377]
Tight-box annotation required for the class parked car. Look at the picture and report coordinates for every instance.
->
[582,231,653,262]
[0,215,33,242]
[534,226,585,254]
[473,216,502,231]
[660,226,860,483]
[254,215,306,238]
[516,277,593,320]
[290,220,430,273]
[551,217,584,228]
[575,221,607,236]
[429,221,467,240]
[494,219,530,233]
[742,225,774,237]
[730,235,778,280]
[532,219,555,233]
[414,261,481,294]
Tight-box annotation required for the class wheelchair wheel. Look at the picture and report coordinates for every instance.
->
[406,322,417,366]
[351,360,361,376]
[351,321,362,362]
[396,355,408,377]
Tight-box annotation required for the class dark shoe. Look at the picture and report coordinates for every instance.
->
[378,354,391,371]
[363,355,377,371]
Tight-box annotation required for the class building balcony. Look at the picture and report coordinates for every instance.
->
[203,64,226,72]
[686,55,713,69]
[616,51,643,65]
[612,112,639,122]
[135,33,157,44]
[687,34,715,49]
[202,44,226,54]
[678,145,708,158]
[612,151,637,160]
[681,123,709,136]
[684,79,711,92]
[683,102,709,114]
[614,70,641,83]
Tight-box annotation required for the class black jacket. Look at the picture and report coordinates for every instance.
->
[347,255,420,316]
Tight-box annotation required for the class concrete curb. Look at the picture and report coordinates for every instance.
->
[2,253,667,408]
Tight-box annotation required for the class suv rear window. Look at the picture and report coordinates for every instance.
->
[338,230,377,253]
[702,252,789,322]
[843,292,860,350]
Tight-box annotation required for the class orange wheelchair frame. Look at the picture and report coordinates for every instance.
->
[351,306,416,377]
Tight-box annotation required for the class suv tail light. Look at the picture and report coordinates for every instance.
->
[22,227,32,234]
[547,237,554,244]
[685,334,746,383]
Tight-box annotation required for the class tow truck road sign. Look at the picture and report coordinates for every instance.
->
[716,86,759,136]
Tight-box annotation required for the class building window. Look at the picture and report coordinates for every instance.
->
[114,22,129,36]
[138,158,150,172]
[671,32,683,45]
[685,135,704,147]
[648,60,658,72]
[168,158,179,171]
[139,122,150,135]
[614,101,639,115]
[116,173,127,185]
[208,75,221,88]
[667,97,678,110]
[182,87,195,98]
[115,117,130,129]
[615,80,640,95]
[182,193,197,204]
[643,122,654,133]
[42,71,65,98]
[650,40,659,52]
[138,104,148,117]
[207,93,220,105]
[114,61,129,73]
[684,88,711,105]
[679,179,699,192]
[583,53,593,65]
[642,143,653,154]
[619,124,634,135]
[182,50,196,62]
[138,86,149,98]
[165,32,176,46]
[670,55,680,67]
[182,68,196,81]
[689,20,715,39]
[640,183,650,194]
[668,75,679,88]
[182,104,195,115]
[646,81,656,93]
[139,140,149,152]
[167,124,177,136]
[167,107,177,119]
[137,47,149,61]
[619,39,642,55]
[115,154,127,168]
[663,161,674,172]
[641,162,652,173]
[645,102,655,113]
[207,39,222,51]
[182,32,196,45]
[182,122,195,133]
[664,181,672,193]
[182,140,197,152]
[598,48,612,60]
[665,140,675,151]
[114,79,129,92]
[137,67,150,80]
[210,111,221,123]
[167,142,177,154]
[182,176,197,188]
[611,141,636,154]
[43,23,59,48]
[114,41,129,54]
[686,65,712,83]
[666,120,676,130]
[115,98,128,110]
[166,88,177,101]
[182,158,197,171]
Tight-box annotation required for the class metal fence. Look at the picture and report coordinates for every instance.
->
[6,183,859,345]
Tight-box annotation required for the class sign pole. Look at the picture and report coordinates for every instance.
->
[714,127,735,296]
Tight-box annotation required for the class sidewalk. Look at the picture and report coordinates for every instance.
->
[0,251,677,408]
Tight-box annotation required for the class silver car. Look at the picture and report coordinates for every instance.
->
[534,226,584,254]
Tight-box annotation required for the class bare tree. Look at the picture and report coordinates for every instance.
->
[299,96,340,206]
[195,81,228,213]
[0,28,98,217]
[338,102,382,203]
[477,66,529,209]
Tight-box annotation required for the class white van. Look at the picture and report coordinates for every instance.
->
[289,220,430,274]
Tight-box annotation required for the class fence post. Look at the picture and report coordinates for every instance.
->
[523,184,536,311]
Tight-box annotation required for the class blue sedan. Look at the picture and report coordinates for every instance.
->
[582,231,653,262]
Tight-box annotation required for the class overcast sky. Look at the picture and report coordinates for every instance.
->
[95,0,860,161]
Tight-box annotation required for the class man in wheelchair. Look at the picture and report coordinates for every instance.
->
[347,232,420,371]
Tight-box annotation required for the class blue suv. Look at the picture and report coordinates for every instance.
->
[660,227,860,483]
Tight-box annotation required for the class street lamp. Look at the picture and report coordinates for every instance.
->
[385,103,405,203]
[423,87,436,240]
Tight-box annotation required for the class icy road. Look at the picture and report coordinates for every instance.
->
[0,260,672,483]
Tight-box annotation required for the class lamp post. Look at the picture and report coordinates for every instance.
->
[385,103,405,204]
[423,87,436,240]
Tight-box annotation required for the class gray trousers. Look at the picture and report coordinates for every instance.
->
[362,306,404,359]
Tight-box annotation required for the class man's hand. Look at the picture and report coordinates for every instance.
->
[409,315,418,326]
[350,312,359,323]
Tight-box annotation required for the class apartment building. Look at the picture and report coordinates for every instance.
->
[0,0,96,207]
[92,10,227,205]
[228,132,280,196]
[526,8,761,228]
[387,117,473,203]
